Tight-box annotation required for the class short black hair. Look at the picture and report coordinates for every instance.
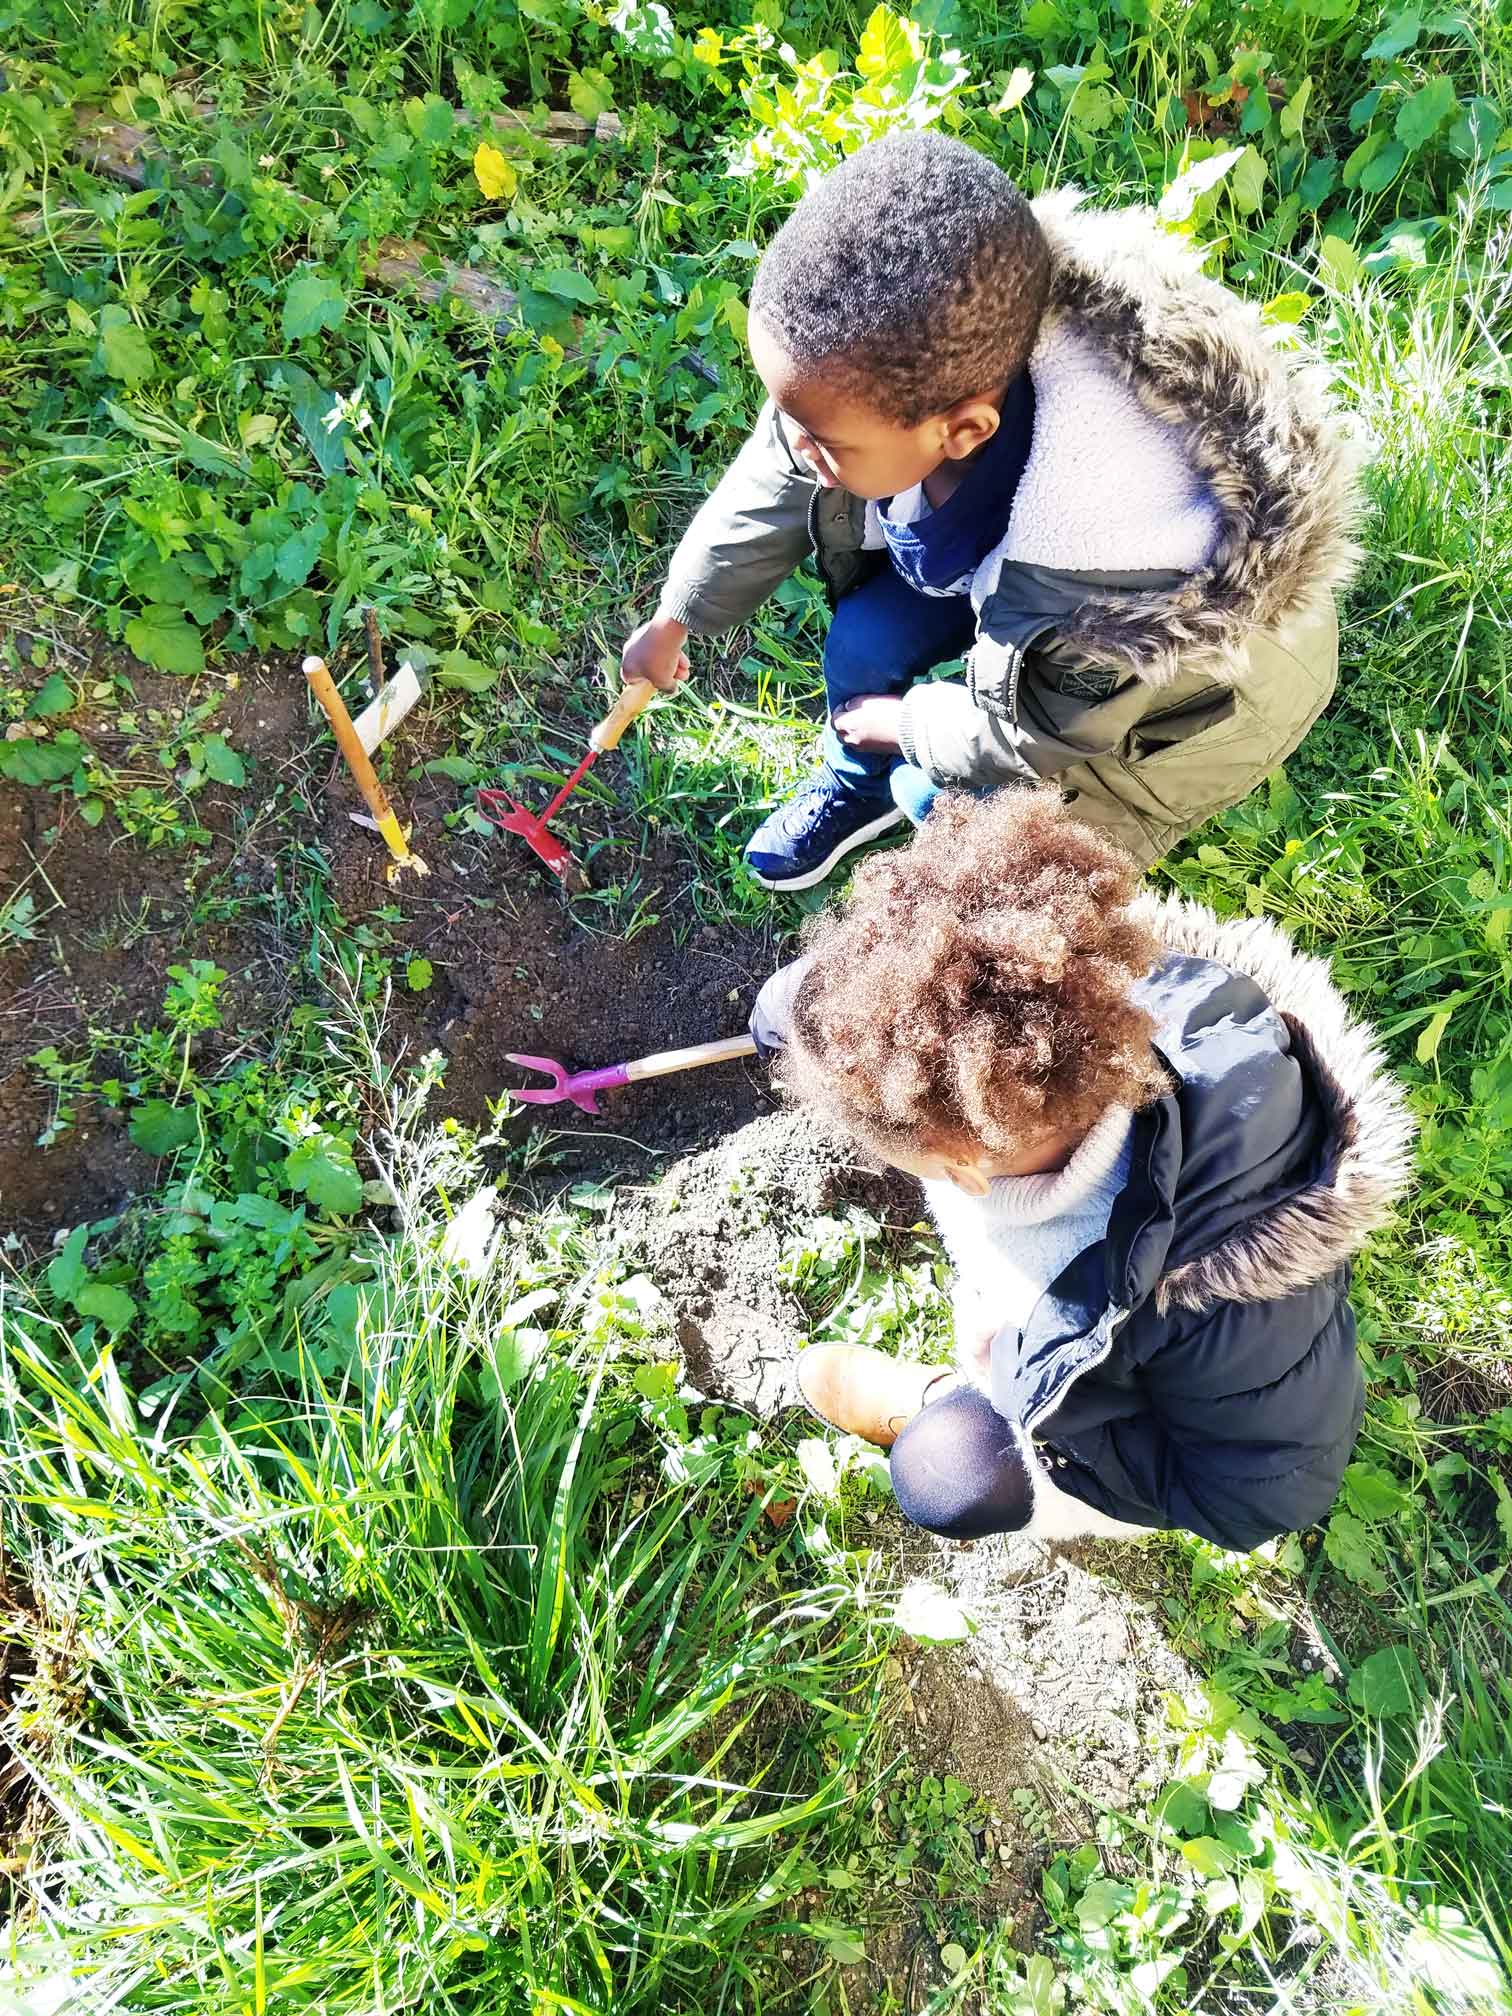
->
[749,132,1051,426]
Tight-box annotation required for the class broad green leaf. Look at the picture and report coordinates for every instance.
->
[1264,290,1313,325]
[1359,138,1407,191]
[0,735,82,785]
[1448,96,1503,162]
[125,607,204,676]
[1019,1957,1064,2016]
[275,363,348,476]
[1070,84,1116,134]
[1323,1509,1387,1592]
[1075,1878,1131,1930]
[436,649,499,691]
[98,307,155,384]
[1181,1835,1236,1878]
[1402,1909,1509,2008]
[567,68,613,121]
[1395,74,1456,151]
[536,266,599,305]
[407,955,434,991]
[1342,1460,1412,1521]
[473,141,517,202]
[202,735,246,786]
[856,5,917,82]
[29,674,74,718]
[1230,145,1269,213]
[1278,76,1312,138]
[47,1224,89,1304]
[1348,1643,1424,1718]
[1158,146,1243,225]
[129,1099,200,1155]
[408,93,455,146]
[1319,234,1362,285]
[282,268,348,342]
[939,1942,968,1973]
[284,1135,364,1214]
[1159,1781,1210,1836]
[1299,154,1338,208]
[1364,8,1421,58]
[74,1282,137,1333]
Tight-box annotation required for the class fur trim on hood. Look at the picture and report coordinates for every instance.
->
[1140,895,1416,1315]
[1010,191,1363,689]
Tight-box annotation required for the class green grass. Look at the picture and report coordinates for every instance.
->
[3,0,1512,2007]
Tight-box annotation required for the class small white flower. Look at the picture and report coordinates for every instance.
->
[258,153,277,169]
[320,163,337,180]
[322,386,374,435]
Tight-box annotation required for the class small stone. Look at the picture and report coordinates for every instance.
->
[998,1844,1013,1862]
[1031,1717,1049,1742]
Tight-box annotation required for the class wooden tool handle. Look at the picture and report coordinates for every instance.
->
[304,655,412,864]
[624,1033,758,1083]
[589,678,657,754]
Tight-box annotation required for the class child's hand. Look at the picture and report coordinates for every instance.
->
[832,693,904,753]
[622,614,691,693]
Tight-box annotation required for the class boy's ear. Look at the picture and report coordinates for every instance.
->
[939,396,1002,462]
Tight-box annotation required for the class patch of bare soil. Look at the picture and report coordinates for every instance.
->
[0,633,785,1245]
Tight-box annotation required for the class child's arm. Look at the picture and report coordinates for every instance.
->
[893,646,1170,790]
[622,402,814,687]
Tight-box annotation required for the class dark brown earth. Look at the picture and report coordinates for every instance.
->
[0,625,785,1248]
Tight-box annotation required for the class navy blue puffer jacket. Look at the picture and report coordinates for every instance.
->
[754,897,1414,1552]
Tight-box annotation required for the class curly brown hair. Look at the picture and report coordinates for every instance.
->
[749,133,1050,426]
[780,790,1170,1156]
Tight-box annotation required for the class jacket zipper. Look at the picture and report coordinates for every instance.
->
[1024,1304,1132,1437]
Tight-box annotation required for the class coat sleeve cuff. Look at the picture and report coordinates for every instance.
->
[656,583,729,639]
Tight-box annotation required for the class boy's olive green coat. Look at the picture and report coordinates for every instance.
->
[660,193,1360,864]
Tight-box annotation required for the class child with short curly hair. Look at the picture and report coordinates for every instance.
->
[622,128,1356,892]
[751,791,1413,1551]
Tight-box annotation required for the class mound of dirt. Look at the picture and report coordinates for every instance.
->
[608,1107,925,1415]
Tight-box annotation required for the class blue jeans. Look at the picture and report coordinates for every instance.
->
[821,566,977,818]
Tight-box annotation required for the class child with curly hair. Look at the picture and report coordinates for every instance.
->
[751,791,1412,1551]
[622,129,1356,891]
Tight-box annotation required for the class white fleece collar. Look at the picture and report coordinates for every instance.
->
[971,324,1221,605]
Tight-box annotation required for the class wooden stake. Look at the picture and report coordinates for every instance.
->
[303,655,428,878]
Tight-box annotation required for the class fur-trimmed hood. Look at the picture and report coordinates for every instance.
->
[1138,896,1414,1314]
[971,192,1363,690]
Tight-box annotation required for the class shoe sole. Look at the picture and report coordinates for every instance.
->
[747,805,906,892]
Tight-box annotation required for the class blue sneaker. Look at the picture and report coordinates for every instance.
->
[744,773,905,892]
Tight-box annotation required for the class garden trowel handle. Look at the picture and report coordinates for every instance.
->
[589,679,658,753]
[624,1033,759,1082]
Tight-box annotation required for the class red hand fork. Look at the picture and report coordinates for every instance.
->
[478,679,657,879]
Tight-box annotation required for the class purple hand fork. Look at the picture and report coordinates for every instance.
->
[505,1033,758,1118]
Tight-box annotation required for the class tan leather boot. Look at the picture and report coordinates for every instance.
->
[796,1345,957,1449]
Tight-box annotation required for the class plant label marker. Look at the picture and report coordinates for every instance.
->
[353,660,424,756]
[304,655,429,880]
